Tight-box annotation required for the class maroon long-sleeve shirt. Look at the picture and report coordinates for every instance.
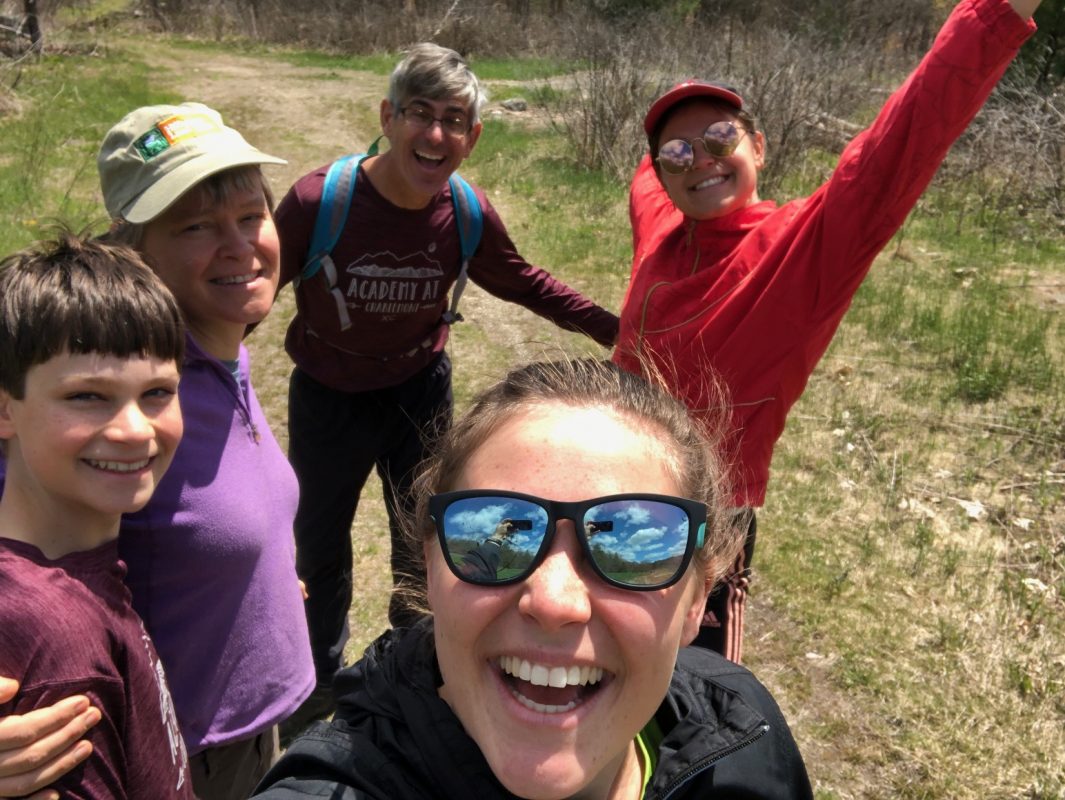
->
[276,165,618,392]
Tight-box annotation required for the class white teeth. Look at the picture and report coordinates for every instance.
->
[693,175,727,191]
[513,693,578,714]
[214,273,255,285]
[499,656,604,688]
[415,150,445,162]
[86,458,150,473]
[530,664,550,687]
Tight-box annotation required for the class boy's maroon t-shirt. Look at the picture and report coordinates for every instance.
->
[0,538,193,800]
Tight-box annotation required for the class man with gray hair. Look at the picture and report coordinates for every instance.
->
[275,43,618,735]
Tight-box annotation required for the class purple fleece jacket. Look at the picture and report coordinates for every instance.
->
[118,334,314,754]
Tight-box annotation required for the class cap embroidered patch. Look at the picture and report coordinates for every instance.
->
[132,113,222,161]
[133,128,170,160]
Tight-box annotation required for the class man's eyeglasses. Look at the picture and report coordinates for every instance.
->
[429,490,707,591]
[656,120,747,174]
[398,104,472,137]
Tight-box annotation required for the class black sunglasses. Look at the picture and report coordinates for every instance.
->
[656,120,747,174]
[429,490,707,591]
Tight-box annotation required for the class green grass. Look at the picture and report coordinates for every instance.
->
[162,38,400,74]
[165,40,576,82]
[55,0,132,26]
[275,50,399,75]
[0,52,178,252]
[851,256,1061,403]
[468,56,577,81]
[465,118,631,281]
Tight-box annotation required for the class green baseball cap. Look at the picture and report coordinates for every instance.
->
[98,102,286,224]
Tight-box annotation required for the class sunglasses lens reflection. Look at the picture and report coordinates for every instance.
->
[439,495,692,588]
[657,139,694,174]
[583,500,690,587]
[441,496,546,582]
[657,121,743,173]
[702,121,740,157]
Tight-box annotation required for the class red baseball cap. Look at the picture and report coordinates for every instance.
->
[643,80,745,137]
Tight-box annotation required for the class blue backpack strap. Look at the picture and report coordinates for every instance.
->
[301,153,367,282]
[299,151,378,332]
[442,173,483,325]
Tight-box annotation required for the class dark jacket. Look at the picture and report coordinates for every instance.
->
[253,623,812,799]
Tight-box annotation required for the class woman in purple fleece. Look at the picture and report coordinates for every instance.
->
[0,103,314,800]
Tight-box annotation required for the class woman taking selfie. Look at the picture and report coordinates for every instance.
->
[254,358,811,799]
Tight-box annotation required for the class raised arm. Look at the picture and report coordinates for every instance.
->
[0,679,99,800]
[781,0,1039,319]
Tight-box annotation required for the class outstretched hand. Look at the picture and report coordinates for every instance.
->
[0,678,100,799]
[491,520,517,541]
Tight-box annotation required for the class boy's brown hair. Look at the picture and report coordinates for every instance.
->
[0,230,185,398]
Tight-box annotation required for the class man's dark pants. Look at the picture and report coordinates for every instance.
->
[287,353,453,684]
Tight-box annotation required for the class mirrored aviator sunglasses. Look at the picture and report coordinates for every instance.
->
[429,490,707,591]
[656,120,745,175]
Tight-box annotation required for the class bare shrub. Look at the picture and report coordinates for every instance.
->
[700,0,943,54]
[536,13,683,181]
[539,14,878,192]
[925,77,1065,238]
[539,8,1063,245]
[152,0,558,54]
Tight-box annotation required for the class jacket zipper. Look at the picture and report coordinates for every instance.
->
[656,723,770,800]
[686,219,700,277]
[208,356,260,444]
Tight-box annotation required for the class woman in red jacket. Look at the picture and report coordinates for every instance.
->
[613,0,1043,662]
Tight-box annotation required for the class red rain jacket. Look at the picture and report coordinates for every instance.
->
[614,0,1035,505]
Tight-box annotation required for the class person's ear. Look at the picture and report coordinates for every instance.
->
[462,121,483,159]
[680,571,713,647]
[0,389,16,441]
[752,130,766,171]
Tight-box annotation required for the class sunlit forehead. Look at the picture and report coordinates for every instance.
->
[530,404,658,459]
[459,403,679,503]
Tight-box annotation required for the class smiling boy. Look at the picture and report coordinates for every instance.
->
[0,233,192,799]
